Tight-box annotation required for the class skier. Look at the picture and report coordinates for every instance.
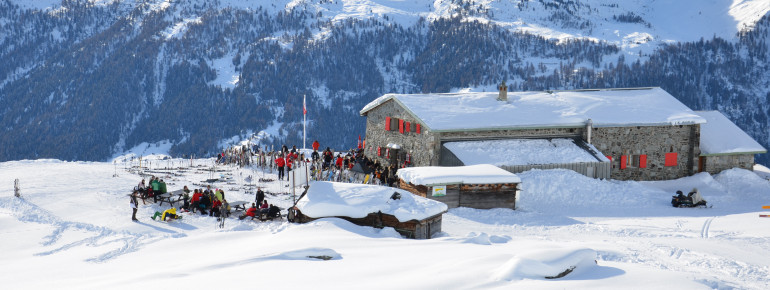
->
[275,154,286,180]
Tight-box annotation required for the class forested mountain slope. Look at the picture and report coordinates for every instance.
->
[0,0,767,165]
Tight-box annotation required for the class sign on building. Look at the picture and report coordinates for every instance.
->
[432,185,446,197]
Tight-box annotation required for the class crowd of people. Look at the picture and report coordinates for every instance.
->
[130,140,411,222]
[214,140,407,188]
[130,179,282,222]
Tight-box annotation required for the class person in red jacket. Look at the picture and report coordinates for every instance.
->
[210,198,222,217]
[190,189,203,213]
[275,155,286,180]
[240,203,258,220]
[335,154,343,169]
[312,140,320,152]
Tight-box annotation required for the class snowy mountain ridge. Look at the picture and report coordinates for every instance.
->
[10,0,770,60]
[0,0,768,165]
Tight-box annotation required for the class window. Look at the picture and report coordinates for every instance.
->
[665,153,678,167]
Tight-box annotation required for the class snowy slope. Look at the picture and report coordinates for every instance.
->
[1,159,770,288]
[12,0,769,48]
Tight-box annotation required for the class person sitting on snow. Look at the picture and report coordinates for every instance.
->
[689,188,707,206]
[152,207,180,221]
[239,203,258,220]
[190,189,202,213]
[210,198,222,217]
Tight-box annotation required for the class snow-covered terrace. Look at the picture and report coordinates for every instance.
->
[443,139,608,167]
[361,87,706,131]
[396,164,521,186]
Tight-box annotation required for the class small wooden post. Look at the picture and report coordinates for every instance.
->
[14,179,20,197]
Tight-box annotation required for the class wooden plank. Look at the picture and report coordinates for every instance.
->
[458,191,516,209]
[760,215,770,218]
[763,206,770,209]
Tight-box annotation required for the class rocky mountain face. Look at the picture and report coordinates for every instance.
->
[0,0,768,165]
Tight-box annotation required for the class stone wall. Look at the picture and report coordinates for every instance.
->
[363,99,703,181]
[363,99,437,167]
[590,124,700,180]
[702,154,755,175]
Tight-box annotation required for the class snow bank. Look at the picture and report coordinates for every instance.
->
[268,248,341,261]
[397,164,521,185]
[754,164,770,180]
[297,181,448,222]
[462,232,511,245]
[516,169,664,213]
[444,139,603,166]
[494,247,598,280]
[695,111,766,154]
[713,168,770,204]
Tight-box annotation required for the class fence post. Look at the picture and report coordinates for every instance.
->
[14,179,20,197]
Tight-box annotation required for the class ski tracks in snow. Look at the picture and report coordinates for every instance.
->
[0,196,185,263]
[701,216,716,239]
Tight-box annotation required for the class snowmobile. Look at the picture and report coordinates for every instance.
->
[671,190,708,208]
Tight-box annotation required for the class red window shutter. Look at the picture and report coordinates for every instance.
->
[665,153,678,167]
[416,123,421,134]
[385,117,391,131]
[405,122,411,133]
[639,155,647,168]
[399,119,404,134]
[620,155,627,169]
[606,156,612,163]
[377,147,382,156]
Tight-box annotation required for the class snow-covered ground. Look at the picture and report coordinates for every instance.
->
[1,159,770,289]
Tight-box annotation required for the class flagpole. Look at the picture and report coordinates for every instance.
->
[303,94,307,150]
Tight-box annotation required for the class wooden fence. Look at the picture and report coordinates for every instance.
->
[499,161,610,179]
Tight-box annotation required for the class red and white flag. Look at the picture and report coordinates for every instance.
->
[357,135,362,149]
[303,95,307,115]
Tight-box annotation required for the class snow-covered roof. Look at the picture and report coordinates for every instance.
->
[695,111,767,155]
[444,139,608,167]
[396,164,521,186]
[361,87,706,131]
[296,181,448,222]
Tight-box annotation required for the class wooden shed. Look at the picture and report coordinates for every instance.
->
[293,181,448,239]
[397,164,521,209]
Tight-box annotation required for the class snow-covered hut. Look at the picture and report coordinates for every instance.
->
[360,86,766,181]
[397,164,521,209]
[695,111,767,174]
[294,181,448,239]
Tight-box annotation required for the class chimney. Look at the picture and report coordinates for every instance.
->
[586,119,593,144]
[497,80,508,101]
